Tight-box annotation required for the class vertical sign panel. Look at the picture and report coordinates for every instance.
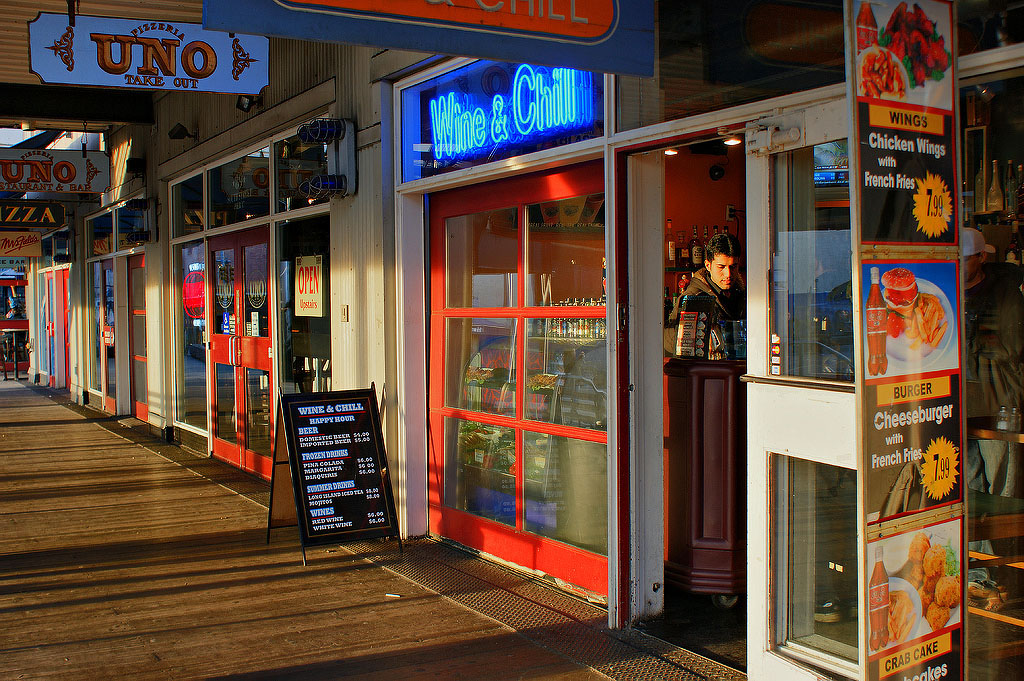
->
[847,2,964,680]
[294,255,323,318]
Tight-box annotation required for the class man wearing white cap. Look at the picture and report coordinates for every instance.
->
[963,226,1024,610]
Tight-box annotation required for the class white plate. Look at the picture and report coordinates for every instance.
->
[884,279,955,373]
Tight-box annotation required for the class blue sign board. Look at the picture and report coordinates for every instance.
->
[29,13,268,95]
[402,60,603,181]
[203,0,653,77]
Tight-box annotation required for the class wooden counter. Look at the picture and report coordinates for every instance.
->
[663,357,746,595]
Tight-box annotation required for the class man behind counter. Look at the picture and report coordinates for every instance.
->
[681,232,745,320]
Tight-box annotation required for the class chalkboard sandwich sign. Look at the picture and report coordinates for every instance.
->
[271,386,401,562]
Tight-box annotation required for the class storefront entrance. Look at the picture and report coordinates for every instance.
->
[427,162,609,596]
[208,226,273,478]
[95,258,116,413]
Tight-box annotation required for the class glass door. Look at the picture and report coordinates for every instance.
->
[208,226,273,478]
[743,102,862,680]
[45,272,55,387]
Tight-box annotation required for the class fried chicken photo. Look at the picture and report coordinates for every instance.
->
[926,602,950,630]
[923,545,946,579]
[908,532,931,563]
[934,575,960,608]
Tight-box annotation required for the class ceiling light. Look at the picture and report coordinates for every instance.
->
[664,148,678,156]
[723,136,742,146]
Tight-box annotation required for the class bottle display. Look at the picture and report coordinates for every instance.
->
[987,159,1004,212]
[1006,161,1018,213]
[868,544,890,651]
[1017,164,1024,218]
[866,267,888,376]
[666,218,675,265]
[975,164,985,214]
[689,225,705,268]
[1008,225,1020,265]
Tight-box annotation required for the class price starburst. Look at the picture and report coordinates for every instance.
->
[920,436,959,499]
[912,172,952,238]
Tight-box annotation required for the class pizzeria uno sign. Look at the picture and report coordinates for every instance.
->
[0,149,109,194]
[28,13,268,94]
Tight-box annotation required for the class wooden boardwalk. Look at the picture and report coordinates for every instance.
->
[0,380,606,680]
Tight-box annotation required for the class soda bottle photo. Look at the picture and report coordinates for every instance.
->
[868,544,890,651]
[866,267,888,376]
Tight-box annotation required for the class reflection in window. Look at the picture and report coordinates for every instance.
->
[775,455,858,662]
[172,174,204,237]
[445,207,518,308]
[91,262,102,391]
[209,148,270,227]
[526,194,606,306]
[524,431,607,555]
[445,417,515,526]
[118,204,147,251]
[446,318,517,417]
[88,213,113,256]
[770,141,854,381]
[274,136,329,212]
[525,318,607,431]
[176,242,207,431]
[617,3,843,131]
[1,284,26,320]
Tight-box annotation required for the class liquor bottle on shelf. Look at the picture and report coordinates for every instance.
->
[688,225,704,269]
[677,227,689,264]
[1008,225,1020,265]
[1006,161,1018,214]
[987,159,1004,212]
[703,224,710,247]
[666,218,675,265]
[976,164,986,214]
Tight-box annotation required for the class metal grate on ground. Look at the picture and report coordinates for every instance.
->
[31,383,745,681]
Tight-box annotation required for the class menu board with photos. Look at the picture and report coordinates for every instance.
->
[848,1,965,680]
[277,388,400,549]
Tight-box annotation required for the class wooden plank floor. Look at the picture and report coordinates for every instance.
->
[0,381,607,680]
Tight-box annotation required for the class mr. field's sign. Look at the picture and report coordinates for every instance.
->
[0,148,109,194]
[28,13,269,94]
[0,232,43,258]
[0,201,65,229]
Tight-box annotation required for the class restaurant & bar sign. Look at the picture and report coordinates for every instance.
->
[203,0,653,77]
[846,1,965,680]
[28,13,269,94]
[0,148,109,194]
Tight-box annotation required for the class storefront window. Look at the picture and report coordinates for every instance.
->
[402,59,604,182]
[617,2,844,132]
[770,140,854,381]
[526,194,606,306]
[959,72,1024,681]
[445,207,518,308]
[41,236,53,269]
[117,204,147,251]
[104,262,115,401]
[88,213,113,257]
[775,455,858,663]
[172,174,204,237]
[52,230,70,265]
[430,164,608,562]
[274,135,329,212]
[209,148,270,227]
[176,242,207,431]
[1,283,26,320]
[277,215,331,394]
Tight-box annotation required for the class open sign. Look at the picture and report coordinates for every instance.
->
[295,255,323,318]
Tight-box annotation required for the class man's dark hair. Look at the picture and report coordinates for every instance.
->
[705,232,741,261]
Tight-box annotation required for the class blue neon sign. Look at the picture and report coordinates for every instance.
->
[402,60,603,182]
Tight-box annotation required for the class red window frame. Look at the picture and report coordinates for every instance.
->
[428,161,609,595]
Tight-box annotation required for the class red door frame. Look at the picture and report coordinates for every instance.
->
[208,226,274,479]
[62,269,70,389]
[44,272,56,387]
[128,254,148,421]
[428,161,609,595]
[102,259,116,413]
[0,277,29,374]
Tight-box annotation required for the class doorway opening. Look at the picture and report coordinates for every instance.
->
[635,138,749,671]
